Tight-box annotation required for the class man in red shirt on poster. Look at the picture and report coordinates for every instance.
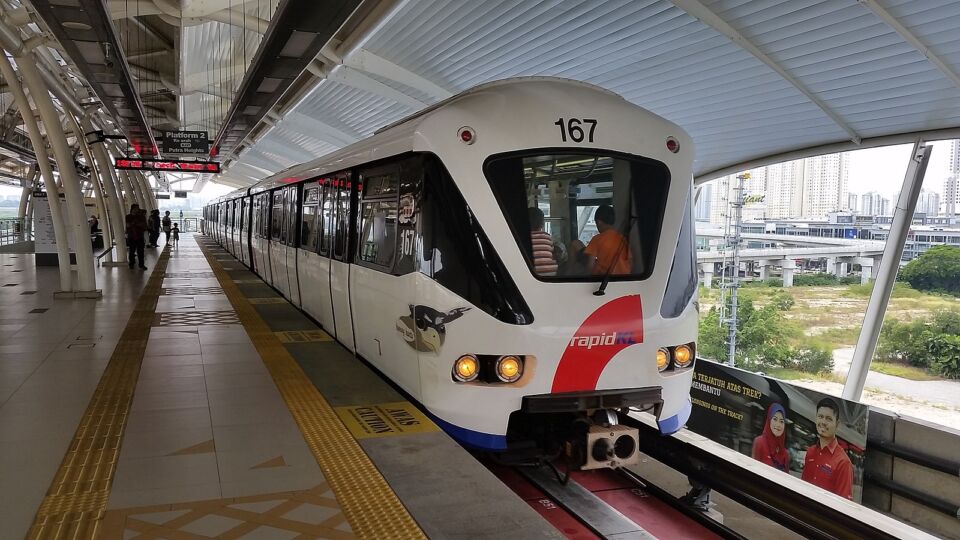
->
[801,397,853,499]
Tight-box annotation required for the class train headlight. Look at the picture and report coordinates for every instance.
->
[496,355,523,383]
[453,355,479,382]
[673,344,694,368]
[656,348,670,372]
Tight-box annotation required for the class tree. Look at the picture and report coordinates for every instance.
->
[900,245,960,295]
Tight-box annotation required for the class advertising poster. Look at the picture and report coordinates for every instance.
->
[687,359,868,502]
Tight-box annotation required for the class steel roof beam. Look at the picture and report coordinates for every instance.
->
[28,0,160,156]
[209,0,362,159]
[325,64,427,110]
[671,0,862,145]
[341,48,452,102]
[859,0,960,91]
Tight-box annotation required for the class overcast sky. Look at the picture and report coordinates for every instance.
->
[1,140,956,201]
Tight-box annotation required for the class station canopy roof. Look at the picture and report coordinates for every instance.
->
[112,0,960,188]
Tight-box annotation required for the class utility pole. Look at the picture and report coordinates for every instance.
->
[723,172,749,366]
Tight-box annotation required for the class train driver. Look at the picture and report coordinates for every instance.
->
[583,204,631,276]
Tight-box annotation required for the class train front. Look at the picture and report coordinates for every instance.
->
[415,78,698,469]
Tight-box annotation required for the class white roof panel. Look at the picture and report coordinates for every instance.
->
[221,0,960,185]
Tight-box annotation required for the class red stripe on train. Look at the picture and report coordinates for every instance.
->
[551,295,644,393]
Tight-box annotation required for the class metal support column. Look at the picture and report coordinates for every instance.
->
[844,142,931,401]
[86,118,128,264]
[17,162,36,222]
[19,58,100,296]
[68,114,112,262]
[0,52,72,291]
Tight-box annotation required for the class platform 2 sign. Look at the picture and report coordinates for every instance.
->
[335,402,439,439]
[161,131,209,155]
[687,359,869,503]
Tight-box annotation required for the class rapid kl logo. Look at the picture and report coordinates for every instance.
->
[552,295,644,393]
[568,330,637,349]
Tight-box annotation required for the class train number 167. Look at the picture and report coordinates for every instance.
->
[554,117,597,143]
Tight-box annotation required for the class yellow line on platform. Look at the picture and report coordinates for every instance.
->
[27,249,171,539]
[197,240,426,540]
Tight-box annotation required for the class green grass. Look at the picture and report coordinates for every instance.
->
[870,361,942,381]
[765,368,845,383]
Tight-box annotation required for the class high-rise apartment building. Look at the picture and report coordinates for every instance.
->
[694,182,713,221]
[949,139,960,176]
[765,159,805,219]
[917,191,940,217]
[862,191,891,216]
[708,168,768,225]
[848,193,859,213]
[801,153,849,218]
[945,176,959,217]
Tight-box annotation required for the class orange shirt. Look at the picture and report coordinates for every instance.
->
[584,229,631,275]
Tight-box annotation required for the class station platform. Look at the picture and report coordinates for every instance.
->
[0,234,560,539]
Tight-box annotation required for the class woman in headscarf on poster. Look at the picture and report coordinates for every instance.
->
[752,402,790,473]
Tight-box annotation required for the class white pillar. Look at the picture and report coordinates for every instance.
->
[701,262,714,288]
[18,58,99,295]
[758,259,771,280]
[88,122,128,265]
[825,256,837,275]
[0,53,73,291]
[120,169,144,211]
[138,172,156,212]
[836,259,848,277]
[781,259,796,287]
[845,143,932,401]
[856,257,875,285]
[68,114,111,261]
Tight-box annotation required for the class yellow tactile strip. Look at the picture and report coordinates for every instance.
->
[197,240,427,540]
[27,248,172,539]
[100,482,353,539]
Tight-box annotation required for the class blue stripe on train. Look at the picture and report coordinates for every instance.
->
[657,397,692,435]
[427,412,508,451]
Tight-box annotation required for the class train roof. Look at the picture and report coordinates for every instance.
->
[215,77,630,199]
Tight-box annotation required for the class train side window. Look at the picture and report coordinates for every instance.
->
[333,174,352,261]
[357,165,399,270]
[301,184,320,251]
[319,180,333,256]
[261,194,270,237]
[270,190,283,240]
[286,186,299,247]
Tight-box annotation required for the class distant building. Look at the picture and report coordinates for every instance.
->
[945,175,959,217]
[861,191,890,216]
[848,193,859,213]
[694,182,712,221]
[801,153,849,218]
[917,191,940,217]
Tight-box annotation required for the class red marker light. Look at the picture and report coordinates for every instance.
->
[666,137,680,154]
[457,126,476,145]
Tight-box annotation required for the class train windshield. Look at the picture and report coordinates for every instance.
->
[485,151,670,281]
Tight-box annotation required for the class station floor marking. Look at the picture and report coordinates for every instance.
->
[274,329,334,342]
[27,248,171,539]
[153,311,240,326]
[247,297,288,305]
[335,402,439,439]
[199,242,426,540]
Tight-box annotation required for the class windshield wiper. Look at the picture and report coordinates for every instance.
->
[594,214,636,296]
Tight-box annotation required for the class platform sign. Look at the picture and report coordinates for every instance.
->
[32,190,76,265]
[687,359,868,503]
[115,158,221,174]
[174,191,188,198]
[157,193,171,199]
[161,130,209,155]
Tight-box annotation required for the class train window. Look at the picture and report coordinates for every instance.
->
[484,151,670,282]
[363,169,399,197]
[260,193,270,237]
[279,189,289,244]
[285,186,299,247]
[357,200,397,268]
[301,184,320,251]
[421,154,533,325]
[333,175,352,260]
[319,180,333,255]
[270,191,283,240]
[661,185,697,318]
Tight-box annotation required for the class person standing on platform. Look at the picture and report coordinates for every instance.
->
[125,204,147,269]
[801,397,853,499]
[147,209,161,247]
[162,211,172,244]
[171,223,180,248]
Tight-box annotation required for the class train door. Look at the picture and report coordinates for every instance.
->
[254,193,272,283]
[350,158,420,395]
[329,173,355,351]
[314,179,336,332]
[228,200,237,255]
[297,181,327,324]
[239,196,250,268]
[269,189,290,296]
[285,185,301,306]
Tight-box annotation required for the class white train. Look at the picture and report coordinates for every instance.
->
[204,78,698,468]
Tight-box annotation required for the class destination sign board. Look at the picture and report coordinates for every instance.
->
[174,191,188,198]
[115,158,221,173]
[161,131,209,154]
